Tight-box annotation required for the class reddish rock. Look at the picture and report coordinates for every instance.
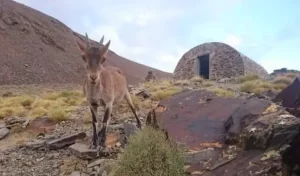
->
[151,90,300,175]
[27,117,57,134]
[154,90,244,150]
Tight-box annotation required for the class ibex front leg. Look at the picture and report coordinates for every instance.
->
[97,102,113,148]
[89,105,98,149]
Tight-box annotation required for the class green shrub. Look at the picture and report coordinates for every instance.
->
[111,126,185,176]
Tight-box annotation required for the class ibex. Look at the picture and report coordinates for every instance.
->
[75,33,142,149]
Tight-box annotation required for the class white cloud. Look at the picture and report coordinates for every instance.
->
[224,34,241,47]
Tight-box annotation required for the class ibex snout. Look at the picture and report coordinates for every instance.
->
[89,74,98,84]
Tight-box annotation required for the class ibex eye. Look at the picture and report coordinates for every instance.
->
[82,56,86,60]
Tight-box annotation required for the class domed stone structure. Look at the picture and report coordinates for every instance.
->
[173,42,268,80]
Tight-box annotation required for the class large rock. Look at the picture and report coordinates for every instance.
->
[275,77,300,108]
[0,127,9,139]
[46,132,86,150]
[68,143,99,160]
[150,90,300,175]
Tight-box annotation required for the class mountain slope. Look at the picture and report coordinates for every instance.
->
[0,0,171,85]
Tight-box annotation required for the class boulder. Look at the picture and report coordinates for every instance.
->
[0,127,9,140]
[68,143,99,160]
[275,76,300,108]
[27,117,57,134]
[150,89,300,175]
[46,132,86,150]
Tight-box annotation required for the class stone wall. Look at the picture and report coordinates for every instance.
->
[241,54,268,77]
[173,42,267,80]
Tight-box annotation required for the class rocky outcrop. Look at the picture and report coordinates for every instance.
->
[173,42,268,80]
[148,89,300,175]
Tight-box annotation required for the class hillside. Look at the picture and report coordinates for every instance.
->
[0,0,171,85]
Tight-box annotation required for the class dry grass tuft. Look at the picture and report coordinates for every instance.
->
[240,80,273,94]
[210,88,234,97]
[173,79,190,86]
[111,126,185,176]
[190,76,204,83]
[272,76,293,86]
[0,90,85,121]
[151,87,182,101]
[237,74,260,83]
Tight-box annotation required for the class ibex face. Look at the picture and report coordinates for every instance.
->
[76,34,110,84]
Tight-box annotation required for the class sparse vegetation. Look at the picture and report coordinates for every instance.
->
[152,87,183,101]
[111,126,185,176]
[210,88,234,97]
[0,90,85,120]
[190,75,204,83]
[173,79,190,86]
[272,76,293,86]
[240,80,273,94]
[237,74,259,83]
[286,73,298,79]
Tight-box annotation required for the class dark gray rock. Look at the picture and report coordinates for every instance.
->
[46,132,86,150]
[25,140,46,149]
[124,122,138,138]
[69,143,99,160]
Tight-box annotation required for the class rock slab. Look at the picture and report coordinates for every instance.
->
[46,132,86,150]
[69,143,99,160]
[0,127,9,139]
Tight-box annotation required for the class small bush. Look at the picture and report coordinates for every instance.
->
[210,88,234,97]
[111,126,185,176]
[143,79,172,92]
[286,73,298,79]
[203,81,214,87]
[28,107,48,118]
[0,106,26,119]
[190,76,204,83]
[240,80,273,94]
[173,79,190,86]
[152,87,182,101]
[237,75,259,83]
[48,107,68,121]
[273,76,293,86]
[273,83,288,91]
[0,90,84,119]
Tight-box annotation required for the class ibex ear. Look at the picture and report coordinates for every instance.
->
[75,40,86,54]
[75,40,87,61]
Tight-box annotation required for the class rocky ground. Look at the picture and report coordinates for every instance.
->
[0,74,300,176]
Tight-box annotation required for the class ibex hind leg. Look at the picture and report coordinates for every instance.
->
[124,90,142,129]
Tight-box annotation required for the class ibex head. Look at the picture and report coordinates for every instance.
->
[76,33,110,84]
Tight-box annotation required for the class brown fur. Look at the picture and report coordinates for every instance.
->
[76,34,141,149]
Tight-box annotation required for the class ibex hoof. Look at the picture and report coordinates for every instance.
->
[89,141,98,150]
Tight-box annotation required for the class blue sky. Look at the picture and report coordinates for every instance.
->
[15,0,300,73]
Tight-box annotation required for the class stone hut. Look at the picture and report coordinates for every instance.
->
[173,42,268,80]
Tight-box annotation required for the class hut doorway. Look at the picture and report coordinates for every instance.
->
[198,54,209,79]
